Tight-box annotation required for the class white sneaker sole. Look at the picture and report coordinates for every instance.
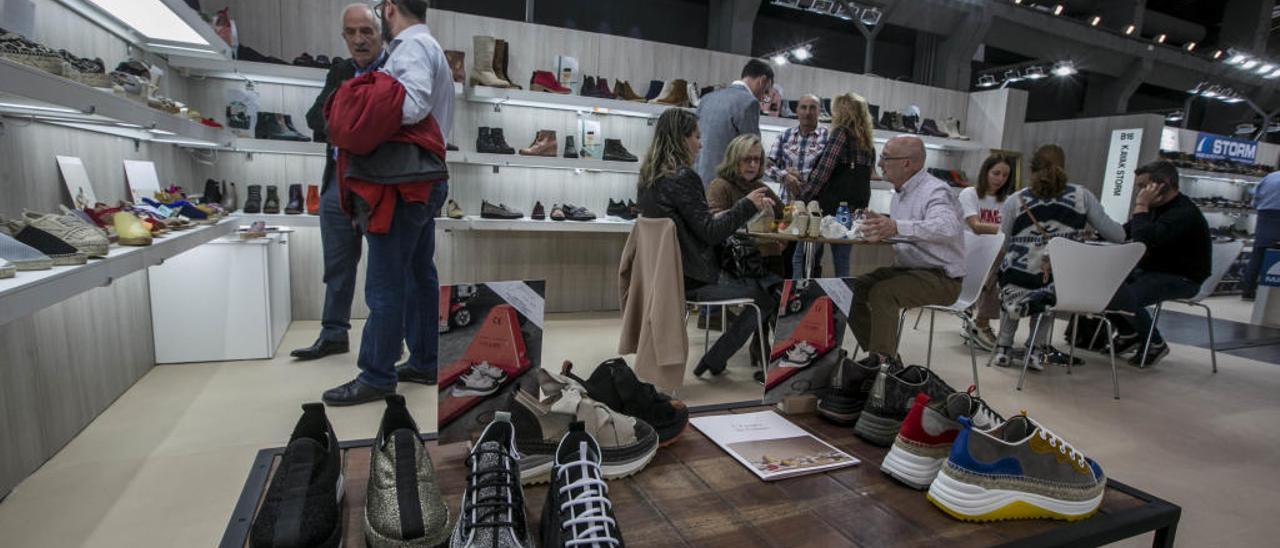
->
[880,444,944,490]
[926,467,1102,522]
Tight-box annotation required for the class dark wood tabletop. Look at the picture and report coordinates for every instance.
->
[222,403,1180,548]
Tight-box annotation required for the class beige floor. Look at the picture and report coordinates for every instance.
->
[1,310,1278,547]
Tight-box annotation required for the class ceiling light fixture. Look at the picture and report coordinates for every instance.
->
[1004,69,1024,83]
[976,74,998,88]
[1124,24,1136,35]
[772,54,788,66]
[1212,50,1224,60]
[1052,61,1077,76]
[1267,67,1280,79]
[1024,65,1047,80]
[1090,16,1101,26]
[792,47,812,61]
[1052,4,1064,16]
[1155,34,1167,44]
[1228,52,1248,65]
[1242,59,1260,69]
[859,7,882,26]
[1257,63,1275,74]
[1184,42,1197,52]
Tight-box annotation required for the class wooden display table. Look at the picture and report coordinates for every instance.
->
[221,403,1180,548]
[745,231,896,278]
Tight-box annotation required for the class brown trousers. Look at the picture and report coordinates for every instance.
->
[851,267,962,355]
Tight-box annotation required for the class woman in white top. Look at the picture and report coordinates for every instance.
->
[957,153,1015,351]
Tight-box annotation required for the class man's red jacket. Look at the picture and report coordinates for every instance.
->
[324,71,447,234]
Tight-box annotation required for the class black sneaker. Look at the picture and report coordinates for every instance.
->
[606,199,632,219]
[816,354,882,425]
[562,358,689,445]
[1111,333,1142,356]
[250,403,343,548]
[1042,346,1085,367]
[1129,340,1169,367]
[447,412,534,548]
[854,362,955,446]
[540,422,624,548]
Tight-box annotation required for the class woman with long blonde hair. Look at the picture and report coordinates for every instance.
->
[792,92,876,277]
[636,109,780,378]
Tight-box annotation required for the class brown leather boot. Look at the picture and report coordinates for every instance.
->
[518,130,557,157]
[653,78,690,107]
[444,50,465,83]
[493,39,521,90]
[615,80,645,102]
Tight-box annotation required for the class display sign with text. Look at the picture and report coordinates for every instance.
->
[1100,128,1143,223]
[1261,249,1280,288]
[1195,133,1257,164]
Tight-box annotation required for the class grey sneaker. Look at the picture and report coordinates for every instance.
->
[0,259,14,278]
[449,412,534,548]
[22,209,109,257]
[0,233,52,271]
[512,369,658,484]
[854,363,955,446]
[364,395,450,547]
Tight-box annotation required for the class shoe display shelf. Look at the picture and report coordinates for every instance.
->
[0,218,237,327]
[0,57,233,147]
[758,114,986,152]
[167,57,329,88]
[1178,168,1263,185]
[465,84,682,120]
[465,216,634,233]
[236,213,470,231]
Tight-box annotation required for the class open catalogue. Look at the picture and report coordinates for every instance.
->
[690,411,859,481]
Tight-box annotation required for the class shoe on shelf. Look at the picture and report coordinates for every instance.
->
[919,118,949,138]
[511,368,659,484]
[1128,340,1169,367]
[249,403,344,547]
[518,130,558,157]
[601,138,637,162]
[255,112,310,141]
[563,135,578,159]
[816,354,882,425]
[943,117,969,140]
[687,80,702,108]
[627,199,640,218]
[448,411,534,548]
[614,79,645,102]
[284,183,304,214]
[595,77,617,99]
[202,178,223,205]
[481,201,524,220]
[263,186,282,214]
[244,184,263,214]
[305,185,320,215]
[489,128,517,155]
[606,199,635,220]
[642,80,664,101]
[541,422,625,548]
[364,395,450,547]
[221,181,238,212]
[561,203,596,222]
[562,358,689,446]
[0,259,14,279]
[855,362,955,446]
[290,337,349,361]
[444,199,465,219]
[0,218,87,266]
[444,50,465,83]
[881,390,1005,490]
[530,70,571,94]
[550,204,567,222]
[322,378,394,407]
[0,232,53,271]
[451,363,508,397]
[532,201,546,220]
[468,36,514,88]
[493,38,521,90]
[650,78,690,107]
[927,413,1106,522]
[22,209,109,257]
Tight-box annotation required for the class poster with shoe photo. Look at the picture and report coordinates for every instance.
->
[763,278,855,404]
[437,280,545,444]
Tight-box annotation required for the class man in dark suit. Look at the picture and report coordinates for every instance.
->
[292,3,388,361]
[694,58,773,185]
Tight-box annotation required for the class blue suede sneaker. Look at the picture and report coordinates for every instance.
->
[926,413,1106,522]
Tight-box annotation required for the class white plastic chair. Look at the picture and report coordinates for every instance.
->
[1017,238,1146,399]
[1134,240,1244,372]
[895,232,1005,396]
[684,299,768,384]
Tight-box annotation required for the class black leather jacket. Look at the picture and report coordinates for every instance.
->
[637,167,759,286]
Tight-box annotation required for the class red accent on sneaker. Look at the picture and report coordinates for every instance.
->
[896,392,961,447]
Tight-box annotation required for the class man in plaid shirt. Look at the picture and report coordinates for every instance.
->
[765,94,828,201]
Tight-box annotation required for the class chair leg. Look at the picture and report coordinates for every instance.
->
[1138,304,1160,369]
[913,308,925,330]
[746,303,768,387]
[926,309,936,370]
[1193,301,1218,373]
[1067,314,1078,376]
[1017,313,1044,391]
[961,312,981,396]
[986,309,1005,368]
[1102,317,1120,399]
[894,309,908,357]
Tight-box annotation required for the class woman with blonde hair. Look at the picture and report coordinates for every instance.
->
[708,133,786,274]
[793,92,876,277]
[637,109,780,377]
[992,144,1124,370]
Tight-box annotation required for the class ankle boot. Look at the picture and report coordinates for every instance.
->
[596,77,616,99]
[643,80,664,101]
[203,178,222,205]
[687,81,701,108]
[902,114,920,133]
[222,181,237,212]
[652,79,690,107]
[581,76,597,97]
[602,138,637,162]
[519,130,557,157]
[284,184,303,214]
[490,128,515,154]
[564,135,578,158]
[647,80,672,104]
[493,39,520,90]
[444,50,465,83]
[244,184,262,214]
[469,36,512,88]
[305,184,320,215]
[476,127,492,153]
[530,70,570,94]
[263,186,281,214]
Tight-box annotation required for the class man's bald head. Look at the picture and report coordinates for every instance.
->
[879,136,927,188]
[796,94,821,132]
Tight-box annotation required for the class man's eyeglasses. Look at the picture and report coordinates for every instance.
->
[879,154,910,162]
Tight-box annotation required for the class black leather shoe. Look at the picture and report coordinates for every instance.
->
[322,379,393,407]
[396,364,437,385]
[290,337,349,360]
[692,359,726,378]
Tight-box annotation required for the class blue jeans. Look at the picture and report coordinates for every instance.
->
[319,176,362,343]
[1106,269,1200,344]
[356,182,448,390]
[790,243,851,279]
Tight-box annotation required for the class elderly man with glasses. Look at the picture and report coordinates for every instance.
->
[850,135,966,366]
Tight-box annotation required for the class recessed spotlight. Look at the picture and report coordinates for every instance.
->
[1156,34,1167,44]
[771,54,788,66]
[977,74,998,88]
[1052,61,1077,76]
[1228,53,1248,65]
[1013,0,1023,4]
[1053,4,1064,15]
[1268,67,1280,78]
[1257,63,1274,74]
[1242,59,1260,69]
[1184,42,1197,52]
[1124,24,1136,35]
[1090,16,1101,26]
[1024,66,1047,80]
[792,47,811,61]
[1212,50,1224,60]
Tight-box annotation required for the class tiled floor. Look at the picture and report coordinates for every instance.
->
[1,309,1278,547]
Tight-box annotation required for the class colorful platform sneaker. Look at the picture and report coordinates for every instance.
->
[927,413,1106,522]
[854,361,955,446]
[880,389,1004,489]
[541,421,624,548]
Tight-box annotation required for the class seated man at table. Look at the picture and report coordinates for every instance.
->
[1108,160,1211,366]
[851,136,966,364]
